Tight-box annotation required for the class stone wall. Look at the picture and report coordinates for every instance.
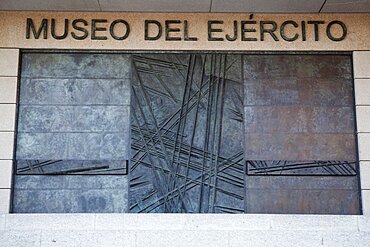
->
[0,214,369,246]
[354,51,370,215]
[0,49,19,213]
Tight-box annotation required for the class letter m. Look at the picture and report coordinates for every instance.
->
[26,18,48,39]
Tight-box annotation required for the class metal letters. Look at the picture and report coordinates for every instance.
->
[26,18,347,42]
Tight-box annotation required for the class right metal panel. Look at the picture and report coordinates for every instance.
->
[243,54,360,214]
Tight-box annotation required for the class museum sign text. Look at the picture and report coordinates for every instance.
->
[25,16,347,42]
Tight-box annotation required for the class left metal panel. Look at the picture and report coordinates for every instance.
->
[12,52,131,213]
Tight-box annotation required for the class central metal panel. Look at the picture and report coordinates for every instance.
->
[129,54,244,213]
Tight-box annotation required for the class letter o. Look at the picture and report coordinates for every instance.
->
[110,19,130,40]
[326,21,347,42]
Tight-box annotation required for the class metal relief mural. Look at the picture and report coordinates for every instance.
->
[13,52,360,214]
[129,54,245,213]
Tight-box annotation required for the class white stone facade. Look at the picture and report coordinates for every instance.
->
[354,51,370,216]
[0,214,370,246]
[0,49,18,214]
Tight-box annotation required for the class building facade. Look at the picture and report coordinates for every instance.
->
[0,1,370,246]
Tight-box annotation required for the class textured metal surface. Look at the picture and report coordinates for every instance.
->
[13,175,128,213]
[16,160,128,175]
[16,53,131,175]
[13,52,360,214]
[245,176,360,214]
[243,54,360,214]
[129,54,245,213]
[13,53,131,213]
[246,160,357,175]
[243,55,356,161]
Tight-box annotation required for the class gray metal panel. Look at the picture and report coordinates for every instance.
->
[18,106,130,132]
[19,78,131,105]
[14,53,131,212]
[13,176,128,213]
[21,53,131,79]
[129,54,245,213]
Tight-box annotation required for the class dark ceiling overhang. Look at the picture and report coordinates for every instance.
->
[0,0,370,13]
